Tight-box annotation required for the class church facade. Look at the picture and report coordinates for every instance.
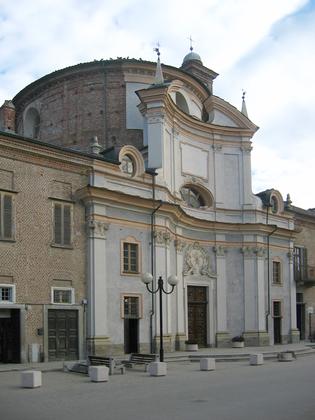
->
[0,51,299,362]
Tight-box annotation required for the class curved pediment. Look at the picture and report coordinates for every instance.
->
[204,95,259,132]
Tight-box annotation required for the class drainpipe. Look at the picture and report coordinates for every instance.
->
[149,170,162,353]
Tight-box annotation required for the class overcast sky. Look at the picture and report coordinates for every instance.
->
[0,0,314,209]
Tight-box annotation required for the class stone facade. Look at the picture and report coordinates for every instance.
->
[0,52,303,362]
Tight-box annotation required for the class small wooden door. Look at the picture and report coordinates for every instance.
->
[48,309,78,361]
[187,286,208,347]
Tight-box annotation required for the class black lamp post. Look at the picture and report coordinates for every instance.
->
[141,273,178,362]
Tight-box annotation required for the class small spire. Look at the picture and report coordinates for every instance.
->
[153,43,164,84]
[241,90,248,117]
[286,193,292,209]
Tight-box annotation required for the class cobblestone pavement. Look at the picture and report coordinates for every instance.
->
[1,352,315,420]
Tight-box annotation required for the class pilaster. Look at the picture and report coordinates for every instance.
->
[87,217,110,354]
[174,238,186,350]
[213,243,228,338]
[288,246,299,342]
[242,243,269,345]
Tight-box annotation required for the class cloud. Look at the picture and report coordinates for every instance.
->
[0,0,313,208]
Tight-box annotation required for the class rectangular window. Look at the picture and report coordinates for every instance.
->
[123,296,139,319]
[294,247,308,282]
[123,243,139,273]
[272,261,281,284]
[0,284,15,303]
[53,202,72,246]
[273,301,282,318]
[0,193,13,240]
[52,287,74,304]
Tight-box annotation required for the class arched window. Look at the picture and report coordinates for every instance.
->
[175,92,189,114]
[24,108,40,139]
[270,196,278,214]
[180,184,213,209]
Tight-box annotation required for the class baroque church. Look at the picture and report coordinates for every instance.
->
[0,48,301,363]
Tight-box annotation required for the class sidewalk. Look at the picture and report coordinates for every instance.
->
[0,342,314,373]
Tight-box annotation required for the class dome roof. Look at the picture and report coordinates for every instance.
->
[182,51,203,65]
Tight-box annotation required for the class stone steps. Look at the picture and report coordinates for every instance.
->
[165,347,315,363]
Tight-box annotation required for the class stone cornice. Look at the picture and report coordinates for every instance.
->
[137,87,259,140]
[77,185,296,239]
[0,133,92,175]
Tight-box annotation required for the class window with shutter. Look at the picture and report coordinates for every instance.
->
[0,193,13,240]
[53,202,72,246]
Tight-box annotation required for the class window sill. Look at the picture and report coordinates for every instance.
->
[50,243,74,250]
[0,238,16,243]
[121,272,141,277]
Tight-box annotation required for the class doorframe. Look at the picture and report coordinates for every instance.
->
[184,277,215,347]
[43,304,84,362]
[0,304,26,363]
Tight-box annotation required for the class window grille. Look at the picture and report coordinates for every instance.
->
[52,288,73,304]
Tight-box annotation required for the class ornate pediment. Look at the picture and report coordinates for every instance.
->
[183,242,216,277]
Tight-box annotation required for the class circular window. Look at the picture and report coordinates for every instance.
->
[120,155,134,176]
[180,186,206,209]
[270,196,278,213]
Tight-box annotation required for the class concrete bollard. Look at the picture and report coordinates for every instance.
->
[21,370,42,388]
[250,354,264,365]
[200,358,216,371]
[278,351,295,362]
[88,366,109,382]
[148,362,167,376]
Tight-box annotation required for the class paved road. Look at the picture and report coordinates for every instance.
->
[1,355,315,420]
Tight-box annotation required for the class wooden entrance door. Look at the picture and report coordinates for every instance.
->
[48,309,78,361]
[0,309,20,363]
[187,286,208,347]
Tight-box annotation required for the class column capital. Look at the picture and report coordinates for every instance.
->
[87,218,109,239]
[213,245,227,257]
[174,239,186,253]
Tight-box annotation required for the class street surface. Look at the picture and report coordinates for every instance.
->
[1,355,315,420]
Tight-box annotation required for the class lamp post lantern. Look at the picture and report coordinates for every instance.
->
[141,273,178,362]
